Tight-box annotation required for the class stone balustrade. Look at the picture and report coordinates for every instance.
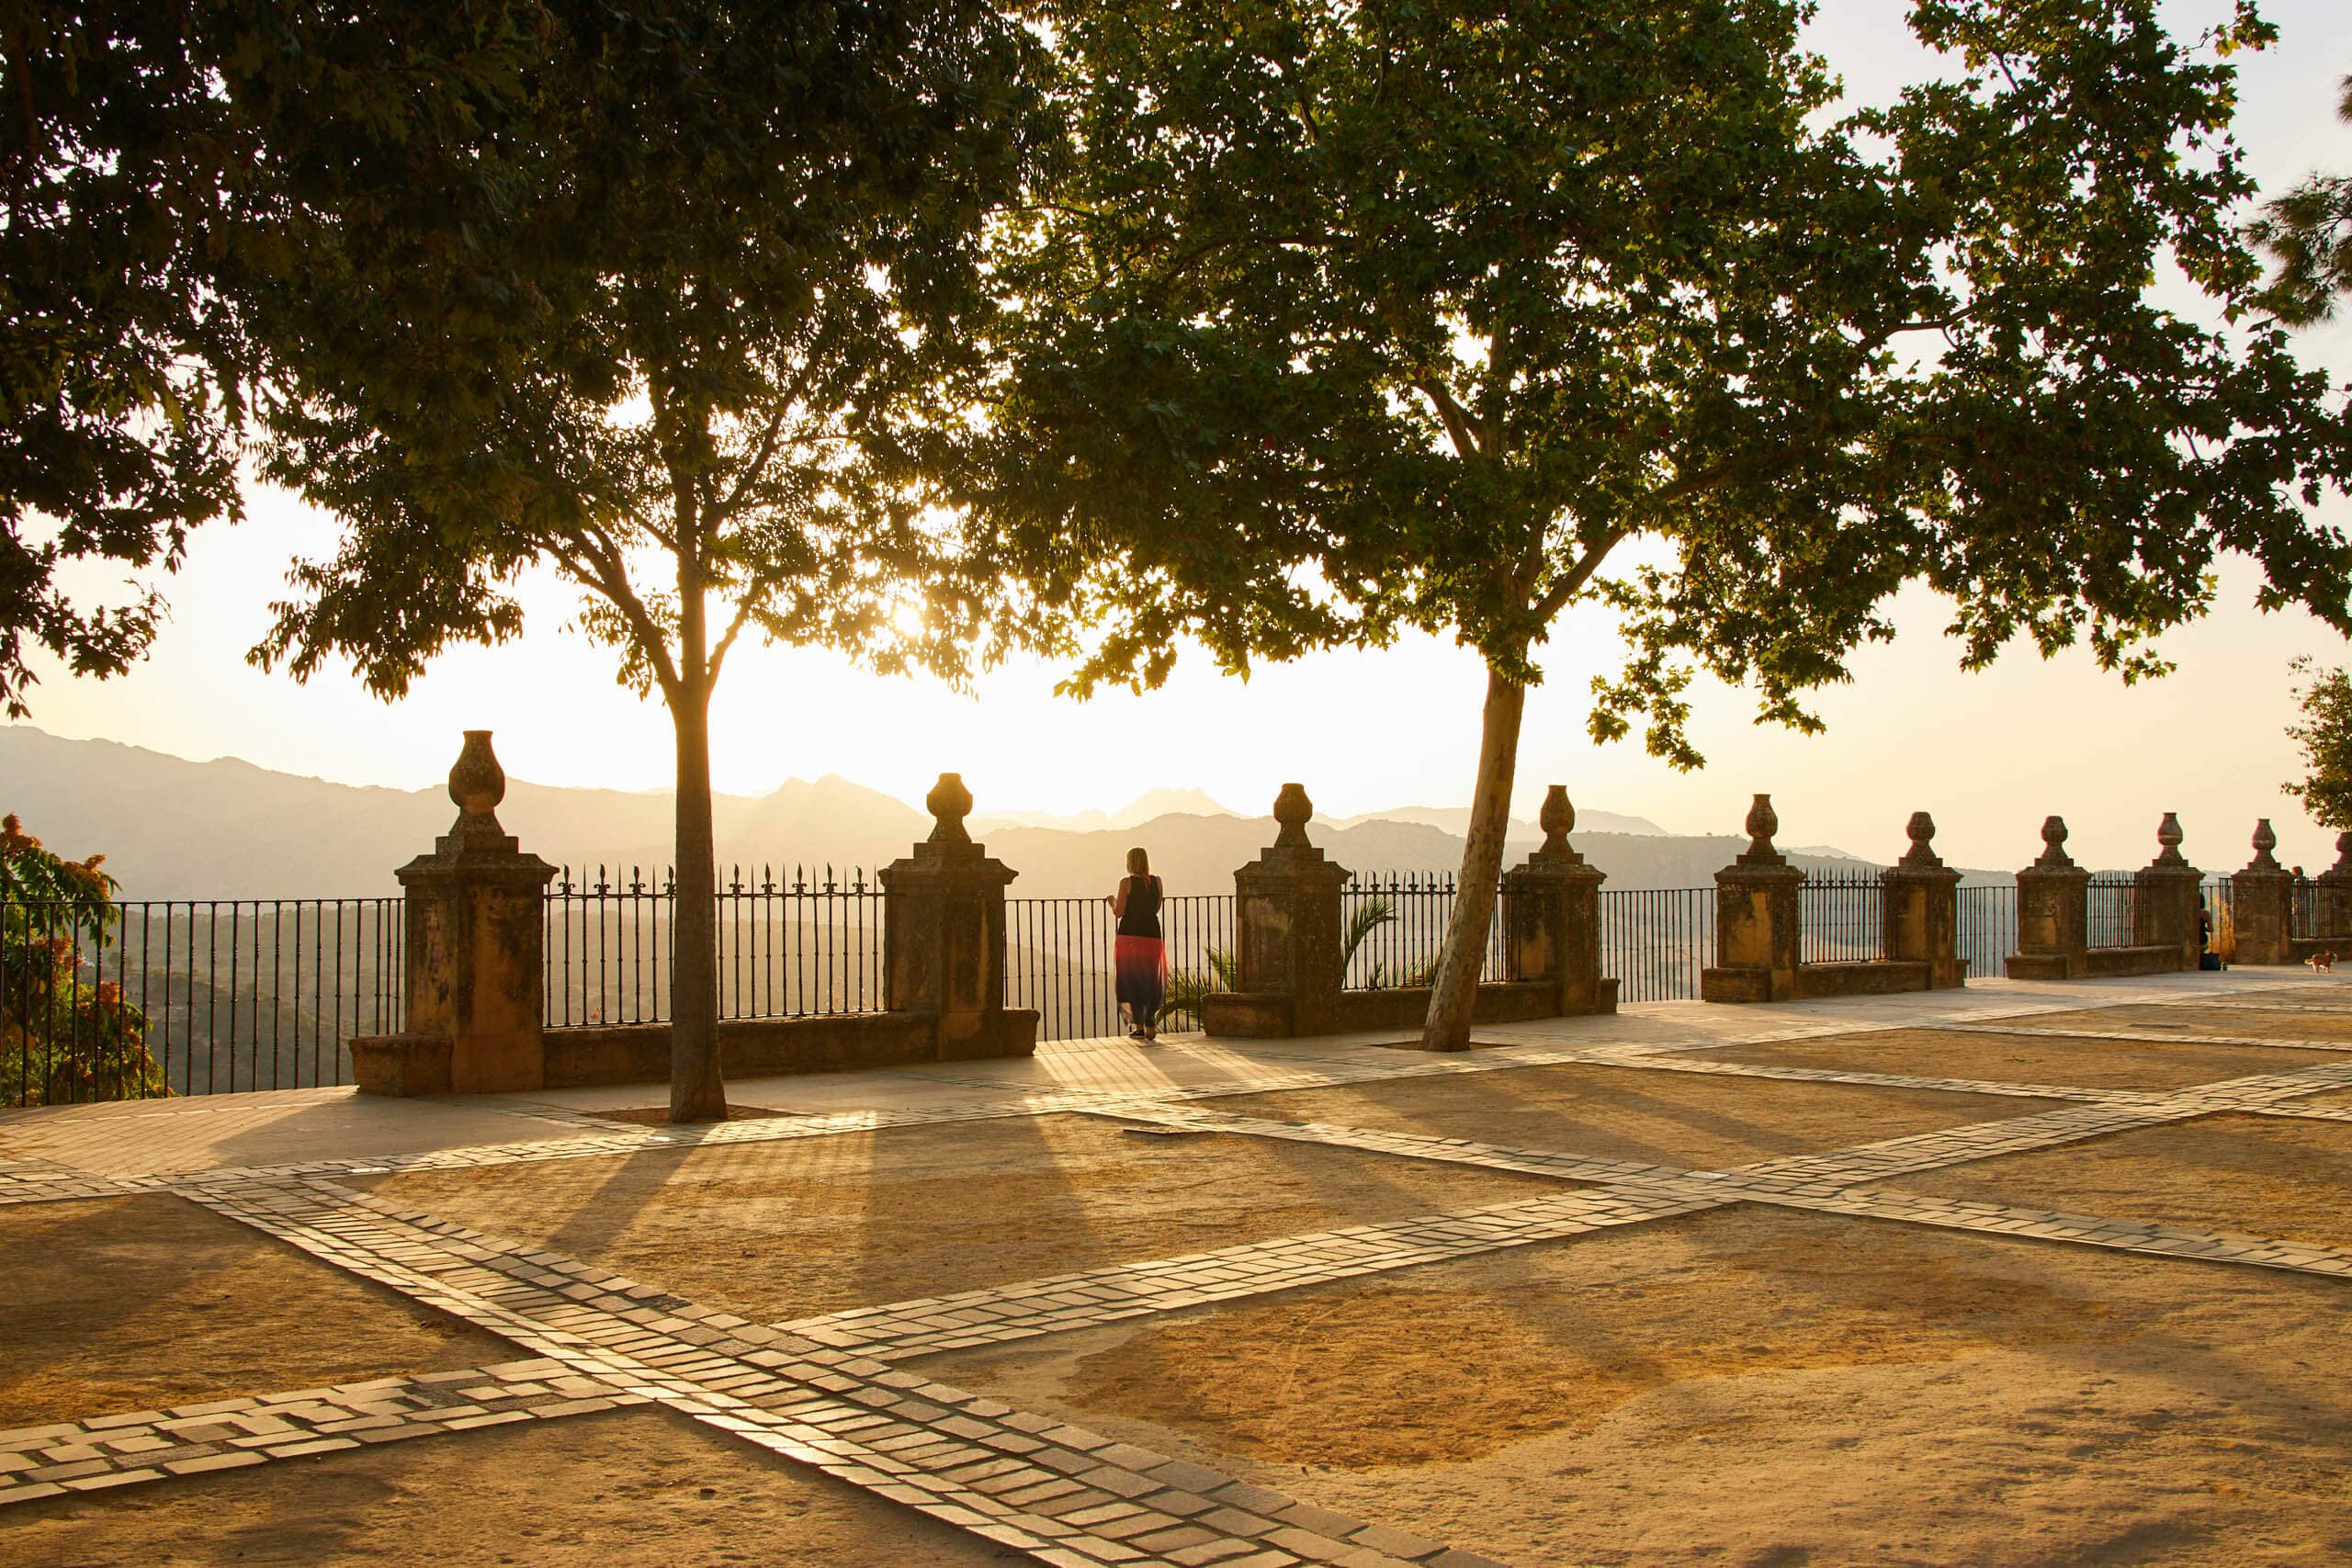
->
[355,736,1038,1097]
[1201,783,1618,1041]
[1700,796,1967,1003]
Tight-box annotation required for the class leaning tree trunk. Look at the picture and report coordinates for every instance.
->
[668,576,727,1122]
[1420,660,1527,1052]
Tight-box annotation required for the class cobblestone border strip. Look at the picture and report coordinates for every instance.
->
[131,1174,1511,1568]
[0,1359,646,1506]
[783,1186,1722,1359]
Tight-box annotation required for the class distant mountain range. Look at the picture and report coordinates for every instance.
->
[0,726,1992,899]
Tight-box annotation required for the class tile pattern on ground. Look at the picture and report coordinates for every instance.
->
[0,1359,646,1506]
[151,1171,1506,1568]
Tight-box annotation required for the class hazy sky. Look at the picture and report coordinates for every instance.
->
[9,1,2352,877]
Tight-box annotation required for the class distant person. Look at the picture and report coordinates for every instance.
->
[2199,898,2221,970]
[1108,847,1165,1043]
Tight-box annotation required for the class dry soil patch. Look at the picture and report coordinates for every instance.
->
[939,1205,2352,1568]
[1897,1111,2352,1248]
[2029,999,2352,1046]
[1685,1024,2320,1090]
[362,1112,1556,1323]
[0,1194,507,1427]
[1207,1063,2059,1170]
[0,1404,1022,1566]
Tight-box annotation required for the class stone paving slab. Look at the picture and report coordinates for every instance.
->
[134,1172,1507,1567]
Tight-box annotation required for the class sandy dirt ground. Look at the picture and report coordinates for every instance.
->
[1206,1064,2062,1170]
[1675,1025,2323,1090]
[935,1204,2352,1568]
[1895,1111,2352,1248]
[362,1112,1560,1322]
[0,1405,1023,1567]
[2042,998,2352,1043]
[0,1194,508,1427]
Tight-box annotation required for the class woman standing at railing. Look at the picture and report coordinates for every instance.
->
[1108,847,1166,1043]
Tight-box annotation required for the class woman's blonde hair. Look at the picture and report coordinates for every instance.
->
[1126,846,1150,875]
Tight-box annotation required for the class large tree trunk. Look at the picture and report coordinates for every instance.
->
[1420,660,1527,1052]
[668,570,727,1122]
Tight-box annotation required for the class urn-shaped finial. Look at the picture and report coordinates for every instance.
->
[2249,818,2281,873]
[1538,785,1575,856]
[448,731,506,826]
[2033,814,2075,869]
[2154,811,2187,867]
[1740,793,1781,864]
[2333,829,2352,875]
[925,773,974,845]
[1272,783,1314,849]
[1899,810,1943,870]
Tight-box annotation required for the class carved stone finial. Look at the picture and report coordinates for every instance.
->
[1736,793,1784,865]
[2034,814,2075,869]
[2153,811,2187,868]
[1898,810,1944,870]
[440,730,512,850]
[1539,786,1574,854]
[925,773,974,845]
[2333,830,2352,876]
[2248,818,2282,873]
[1272,783,1314,849]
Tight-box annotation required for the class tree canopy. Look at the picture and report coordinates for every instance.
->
[237,0,1044,1118]
[2285,657,2352,829]
[2,6,244,717]
[970,0,2352,1047]
[2252,72,2352,324]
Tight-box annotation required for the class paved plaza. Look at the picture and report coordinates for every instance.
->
[5,972,2352,1565]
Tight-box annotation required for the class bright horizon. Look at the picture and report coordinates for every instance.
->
[7,1,2352,878]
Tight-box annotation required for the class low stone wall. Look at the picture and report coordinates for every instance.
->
[1701,960,1942,1004]
[1204,978,1609,1039]
[356,1008,1039,1097]
[2083,945,2186,979]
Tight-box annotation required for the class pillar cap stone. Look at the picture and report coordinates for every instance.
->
[2031,815,2077,871]
[1736,794,1785,867]
[1532,785,1587,866]
[1273,784,1314,849]
[1896,810,1945,871]
[2245,818,2284,874]
[926,773,975,845]
[400,731,554,883]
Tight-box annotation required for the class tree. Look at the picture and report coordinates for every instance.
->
[1,5,245,717]
[2252,73,2352,324]
[1,813,160,1105]
[970,0,2352,1049]
[234,1,1043,1119]
[2285,656,2352,828]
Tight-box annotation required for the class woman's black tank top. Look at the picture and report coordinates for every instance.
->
[1117,875,1162,938]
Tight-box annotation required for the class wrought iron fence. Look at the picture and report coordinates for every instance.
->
[3,898,404,1106]
[543,864,888,1027]
[1799,867,1886,964]
[1005,893,1234,1042]
[2293,878,2319,941]
[1599,886,1715,1003]
[2086,874,2137,949]
[1340,873,1508,991]
[1956,883,2018,979]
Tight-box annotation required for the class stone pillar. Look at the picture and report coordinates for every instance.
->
[2232,819,2294,966]
[356,731,557,1096]
[1203,784,1350,1038]
[2314,832,2352,946]
[1883,811,1965,988]
[880,773,1036,1060]
[2007,816,2088,980]
[1702,795,1804,1003]
[2132,812,2204,968]
[1500,785,1615,1015]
